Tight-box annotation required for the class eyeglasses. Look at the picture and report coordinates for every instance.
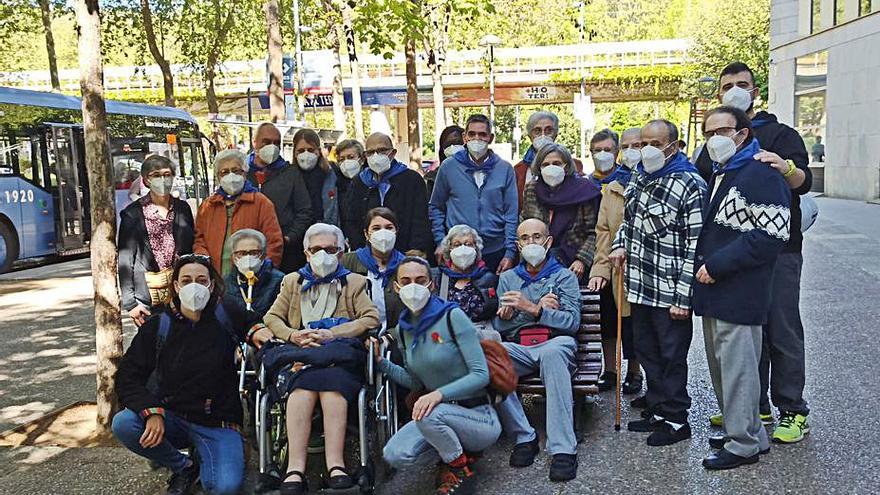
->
[364,147,392,157]
[146,171,174,179]
[217,168,244,178]
[233,249,263,258]
[307,246,341,255]
[517,233,547,244]
[703,127,739,139]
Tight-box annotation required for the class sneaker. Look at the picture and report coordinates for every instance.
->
[647,422,692,446]
[622,373,643,395]
[509,437,540,467]
[630,396,648,409]
[166,461,199,495]
[597,371,617,392]
[436,464,476,495]
[709,412,774,427]
[772,412,810,444]
[548,453,578,482]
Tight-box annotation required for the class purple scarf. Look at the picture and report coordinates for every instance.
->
[534,174,600,265]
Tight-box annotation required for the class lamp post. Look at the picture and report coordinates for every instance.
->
[479,34,502,124]
[292,0,312,122]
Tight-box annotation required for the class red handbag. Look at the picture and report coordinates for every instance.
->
[519,326,552,347]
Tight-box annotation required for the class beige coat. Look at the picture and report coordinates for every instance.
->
[589,180,631,317]
[263,272,380,341]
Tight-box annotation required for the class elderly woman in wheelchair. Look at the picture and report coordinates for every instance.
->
[250,223,379,495]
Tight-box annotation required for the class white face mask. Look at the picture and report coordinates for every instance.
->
[593,151,616,173]
[219,173,245,196]
[148,176,174,196]
[520,243,548,267]
[258,144,280,164]
[541,165,566,187]
[443,144,465,158]
[706,133,741,165]
[339,159,362,179]
[621,148,641,169]
[178,282,211,312]
[640,144,672,174]
[398,282,431,312]
[466,139,489,159]
[450,245,477,270]
[297,151,319,171]
[722,86,753,112]
[235,255,263,276]
[309,249,339,278]
[532,135,554,152]
[367,153,392,175]
[369,228,396,254]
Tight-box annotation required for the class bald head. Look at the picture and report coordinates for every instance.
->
[365,132,393,150]
[517,218,549,238]
[253,122,282,165]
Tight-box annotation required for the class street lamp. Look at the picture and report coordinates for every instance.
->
[479,34,502,125]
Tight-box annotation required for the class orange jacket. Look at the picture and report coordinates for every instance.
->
[193,191,284,272]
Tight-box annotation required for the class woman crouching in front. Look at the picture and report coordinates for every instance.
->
[113,254,256,495]
[375,257,501,495]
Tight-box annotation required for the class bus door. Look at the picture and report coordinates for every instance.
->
[179,137,209,217]
[46,124,86,252]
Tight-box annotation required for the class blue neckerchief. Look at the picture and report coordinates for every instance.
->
[522,146,537,165]
[454,148,499,173]
[637,152,697,181]
[297,264,352,292]
[439,261,487,281]
[355,247,404,289]
[358,159,408,205]
[752,118,770,129]
[398,296,459,350]
[214,180,259,200]
[307,316,350,329]
[712,139,761,175]
[607,164,633,188]
[513,256,564,288]
[248,152,287,171]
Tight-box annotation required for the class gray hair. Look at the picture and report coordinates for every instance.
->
[141,154,176,179]
[530,143,576,178]
[590,128,620,150]
[228,228,267,254]
[214,149,248,174]
[621,127,641,146]
[526,111,559,134]
[336,139,364,159]
[303,223,345,251]
[440,224,485,261]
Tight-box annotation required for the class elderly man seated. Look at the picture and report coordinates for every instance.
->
[494,218,581,483]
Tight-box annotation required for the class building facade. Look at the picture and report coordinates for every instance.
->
[769,0,880,200]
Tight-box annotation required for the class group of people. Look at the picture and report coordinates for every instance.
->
[111,60,813,495]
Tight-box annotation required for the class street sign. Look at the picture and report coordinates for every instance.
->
[266,54,296,93]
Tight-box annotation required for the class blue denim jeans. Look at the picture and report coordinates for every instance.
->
[383,403,501,467]
[112,409,244,495]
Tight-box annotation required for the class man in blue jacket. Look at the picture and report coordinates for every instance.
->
[694,106,791,470]
[495,218,582,482]
[429,114,518,274]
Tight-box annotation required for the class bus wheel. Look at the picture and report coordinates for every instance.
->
[0,221,19,273]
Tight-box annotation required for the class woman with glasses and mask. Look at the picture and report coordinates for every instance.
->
[113,254,257,495]
[194,150,283,277]
[335,139,366,244]
[342,207,406,330]
[251,223,379,495]
[223,229,285,319]
[293,129,340,227]
[433,225,500,340]
[520,143,600,281]
[424,125,465,198]
[119,155,195,327]
[374,257,500,495]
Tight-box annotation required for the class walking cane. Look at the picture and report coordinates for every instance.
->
[614,269,624,431]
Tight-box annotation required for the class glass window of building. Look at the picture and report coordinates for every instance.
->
[795,51,828,162]
[835,0,845,24]
[811,0,823,32]
[859,0,873,16]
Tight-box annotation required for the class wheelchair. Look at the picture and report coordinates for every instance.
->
[239,330,400,494]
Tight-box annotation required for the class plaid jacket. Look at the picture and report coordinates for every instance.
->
[612,170,707,310]
[521,180,599,267]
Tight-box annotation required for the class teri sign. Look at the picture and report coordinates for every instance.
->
[266,54,296,92]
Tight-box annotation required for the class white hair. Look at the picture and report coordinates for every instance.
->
[526,111,559,134]
[303,223,345,251]
[214,149,248,173]
[440,224,485,261]
[228,228,267,254]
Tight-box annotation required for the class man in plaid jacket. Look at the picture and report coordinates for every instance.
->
[610,119,708,446]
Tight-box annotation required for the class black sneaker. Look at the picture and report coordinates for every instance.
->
[647,422,692,446]
[597,371,617,392]
[548,453,578,482]
[509,437,540,467]
[630,396,648,409]
[166,461,199,495]
[627,415,663,432]
[622,373,643,395]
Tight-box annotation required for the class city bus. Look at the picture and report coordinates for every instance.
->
[0,86,210,272]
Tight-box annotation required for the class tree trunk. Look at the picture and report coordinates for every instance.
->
[343,0,364,141]
[206,65,219,114]
[265,0,284,122]
[426,5,448,154]
[40,0,60,91]
[140,0,175,107]
[329,13,347,131]
[205,1,239,116]
[75,0,124,440]
[404,37,420,170]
